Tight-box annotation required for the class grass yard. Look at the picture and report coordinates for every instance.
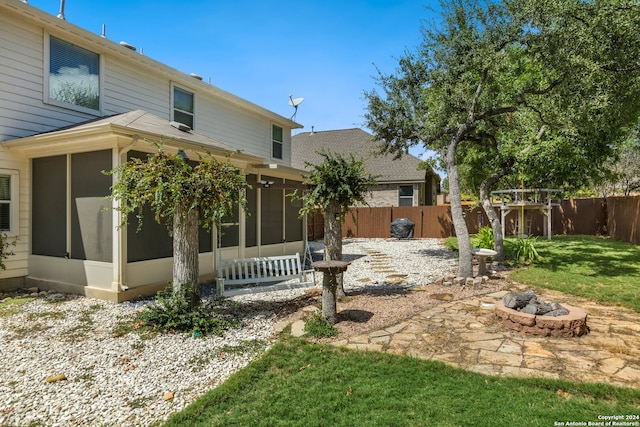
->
[164,336,640,427]
[163,235,640,426]
[509,235,640,312]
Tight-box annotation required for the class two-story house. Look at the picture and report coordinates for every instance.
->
[0,0,307,301]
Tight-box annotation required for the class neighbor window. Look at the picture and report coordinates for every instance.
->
[272,124,283,160]
[173,86,194,130]
[399,185,414,207]
[49,35,100,111]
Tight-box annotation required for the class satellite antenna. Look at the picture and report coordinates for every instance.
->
[288,93,304,121]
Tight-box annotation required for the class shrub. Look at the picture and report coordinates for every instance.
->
[304,312,338,338]
[472,226,494,249]
[443,237,459,252]
[136,286,242,336]
[0,232,16,271]
[506,235,540,265]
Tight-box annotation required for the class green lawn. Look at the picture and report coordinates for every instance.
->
[163,235,640,426]
[164,336,640,427]
[509,235,640,312]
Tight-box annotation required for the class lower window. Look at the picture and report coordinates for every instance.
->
[399,185,414,207]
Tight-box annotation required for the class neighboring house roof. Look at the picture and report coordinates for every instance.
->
[291,128,435,183]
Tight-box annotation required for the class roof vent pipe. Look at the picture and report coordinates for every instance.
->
[101,24,106,38]
[57,0,65,20]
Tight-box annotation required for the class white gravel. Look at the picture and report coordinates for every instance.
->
[0,238,458,426]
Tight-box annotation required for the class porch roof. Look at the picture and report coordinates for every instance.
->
[1,110,264,164]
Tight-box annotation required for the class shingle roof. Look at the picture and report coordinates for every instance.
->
[3,110,264,161]
[291,128,431,182]
[46,110,240,152]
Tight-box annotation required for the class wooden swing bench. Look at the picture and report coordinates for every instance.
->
[216,252,316,297]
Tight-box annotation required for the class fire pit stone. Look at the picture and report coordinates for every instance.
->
[495,291,588,337]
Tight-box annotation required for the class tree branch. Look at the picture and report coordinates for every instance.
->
[468,69,488,122]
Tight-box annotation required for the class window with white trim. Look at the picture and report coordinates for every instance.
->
[173,86,194,130]
[272,124,283,160]
[0,170,19,234]
[398,185,414,207]
[48,35,100,111]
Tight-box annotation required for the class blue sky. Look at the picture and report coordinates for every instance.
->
[27,0,438,158]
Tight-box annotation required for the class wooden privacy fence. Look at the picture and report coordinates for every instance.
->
[607,196,640,245]
[307,196,639,245]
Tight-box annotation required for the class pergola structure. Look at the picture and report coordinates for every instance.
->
[491,188,562,240]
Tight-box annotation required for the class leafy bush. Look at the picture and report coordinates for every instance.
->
[506,235,540,265]
[304,312,338,338]
[443,237,459,252]
[472,226,494,249]
[0,232,16,271]
[136,286,242,336]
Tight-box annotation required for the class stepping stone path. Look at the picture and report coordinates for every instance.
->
[363,248,408,285]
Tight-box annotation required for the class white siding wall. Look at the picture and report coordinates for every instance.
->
[0,8,292,163]
[0,13,96,140]
[102,57,169,117]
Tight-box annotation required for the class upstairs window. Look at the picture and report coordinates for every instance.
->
[399,185,414,207]
[272,124,283,160]
[173,86,194,130]
[49,36,100,111]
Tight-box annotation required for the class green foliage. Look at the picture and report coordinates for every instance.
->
[472,226,494,249]
[443,236,459,252]
[135,287,242,337]
[506,235,540,265]
[304,312,338,338]
[293,151,378,218]
[0,232,16,271]
[595,126,640,196]
[107,142,248,231]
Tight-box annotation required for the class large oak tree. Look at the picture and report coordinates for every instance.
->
[364,0,640,273]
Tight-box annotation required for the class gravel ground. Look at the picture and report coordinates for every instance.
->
[0,238,468,427]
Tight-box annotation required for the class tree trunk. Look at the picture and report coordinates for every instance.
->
[446,134,473,278]
[324,201,346,297]
[479,173,505,262]
[321,269,339,324]
[173,205,200,308]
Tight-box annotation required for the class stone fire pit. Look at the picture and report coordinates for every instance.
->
[495,291,588,337]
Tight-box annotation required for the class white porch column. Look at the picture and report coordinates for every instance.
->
[111,147,128,292]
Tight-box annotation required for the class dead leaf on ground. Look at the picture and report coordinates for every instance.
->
[429,293,454,301]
